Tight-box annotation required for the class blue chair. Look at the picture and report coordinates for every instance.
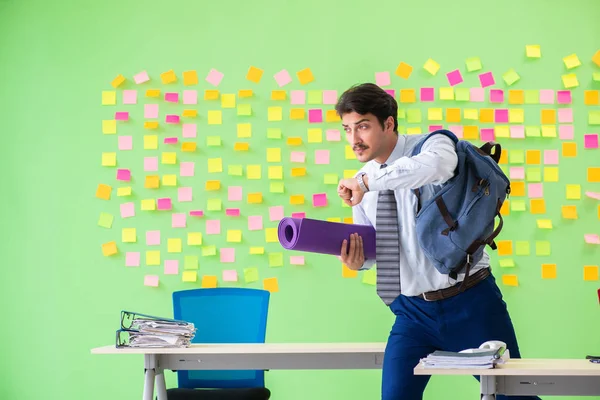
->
[166,288,271,400]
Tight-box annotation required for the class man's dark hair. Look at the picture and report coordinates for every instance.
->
[335,83,398,132]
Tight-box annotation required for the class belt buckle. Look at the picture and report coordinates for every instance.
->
[421,291,435,302]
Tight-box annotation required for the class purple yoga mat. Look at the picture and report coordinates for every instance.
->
[278,217,376,260]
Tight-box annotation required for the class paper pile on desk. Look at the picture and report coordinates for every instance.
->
[420,349,502,369]
[116,311,196,348]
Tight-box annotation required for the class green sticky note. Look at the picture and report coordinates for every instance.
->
[184,255,199,270]
[465,57,482,72]
[268,252,284,267]
[201,245,216,256]
[397,126,406,134]
[267,128,282,139]
[270,182,284,193]
[362,268,377,285]
[499,259,515,268]
[455,88,470,101]
[511,200,526,211]
[324,173,339,185]
[237,104,252,116]
[515,241,530,256]
[244,267,259,283]
[502,68,520,86]
[509,150,525,164]
[535,241,551,256]
[525,126,541,137]
[98,212,114,228]
[228,165,243,176]
[206,136,222,146]
[524,90,539,104]
[593,72,600,82]
[397,109,406,119]
[407,109,422,123]
[589,111,600,125]
[207,198,222,211]
[307,90,322,104]
[526,167,542,182]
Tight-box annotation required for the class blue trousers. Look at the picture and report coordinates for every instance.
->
[382,272,541,400]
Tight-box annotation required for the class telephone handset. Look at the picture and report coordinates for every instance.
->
[459,340,510,360]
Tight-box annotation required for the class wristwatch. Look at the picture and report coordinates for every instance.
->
[356,172,369,193]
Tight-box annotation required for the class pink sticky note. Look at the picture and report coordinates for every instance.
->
[228,186,243,201]
[226,208,240,217]
[494,109,508,123]
[118,136,132,150]
[539,90,554,104]
[157,198,172,210]
[291,151,306,163]
[180,162,195,177]
[146,230,161,246]
[509,167,525,180]
[269,205,284,221]
[420,87,435,102]
[122,90,137,104]
[290,90,306,104]
[144,104,159,119]
[558,108,573,123]
[116,168,131,181]
[308,109,323,123]
[326,129,341,141]
[164,260,179,275]
[584,234,600,244]
[120,202,135,218]
[446,69,463,86]
[166,114,180,124]
[115,112,129,121]
[313,193,327,207]
[557,90,572,104]
[290,256,305,265]
[585,134,599,149]
[490,90,504,103]
[164,137,178,144]
[543,150,559,165]
[165,92,179,103]
[291,212,306,218]
[189,210,204,217]
[470,87,485,102]
[384,89,395,97]
[220,248,235,263]
[585,191,600,200]
[559,125,574,140]
[479,72,495,88]
[206,219,221,234]
[528,183,544,198]
[375,71,391,86]
[133,70,150,84]
[183,90,197,105]
[206,68,224,86]
[182,123,197,138]
[429,125,444,131]
[223,270,238,282]
[144,275,159,287]
[178,187,192,202]
[248,215,263,231]
[125,252,140,267]
[274,69,292,87]
[315,150,330,165]
[510,126,525,139]
[448,125,463,138]
[480,128,495,141]
[322,90,337,105]
[172,213,186,228]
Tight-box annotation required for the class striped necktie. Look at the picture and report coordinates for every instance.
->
[375,163,401,305]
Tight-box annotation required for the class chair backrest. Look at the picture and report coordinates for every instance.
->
[172,288,270,389]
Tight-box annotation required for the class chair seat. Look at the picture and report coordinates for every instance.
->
[166,387,271,400]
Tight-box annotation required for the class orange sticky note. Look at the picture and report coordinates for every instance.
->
[238,89,253,98]
[593,50,600,67]
[234,142,249,151]
[297,68,314,85]
[111,74,126,88]
[246,66,264,83]
[204,90,220,100]
[96,184,112,200]
[201,275,218,288]
[508,90,524,104]
[271,90,286,100]
[395,62,413,79]
[160,69,177,84]
[499,149,508,164]
[145,175,160,189]
[584,90,599,105]
[446,108,461,123]
[541,264,557,279]
[182,109,197,117]
[290,108,305,120]
[144,121,159,129]
[291,168,306,177]
[326,110,340,122]
[182,142,196,152]
[562,205,578,219]
[344,217,353,224]
[205,180,220,191]
[497,240,513,256]
[183,70,198,85]
[500,200,510,216]
[530,199,546,214]
[511,182,525,197]
[146,89,160,97]
[342,264,358,278]
[290,195,305,205]
[263,277,279,292]
[583,265,599,281]
[399,89,416,103]
[102,241,118,256]
[562,142,577,157]
[287,137,303,146]
[588,167,600,182]
[247,193,263,204]
[526,150,541,165]
[463,126,479,140]
[479,109,494,123]
[502,275,518,286]
[541,109,556,124]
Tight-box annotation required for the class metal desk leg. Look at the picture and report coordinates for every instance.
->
[155,364,168,400]
[143,354,157,400]
[480,375,496,400]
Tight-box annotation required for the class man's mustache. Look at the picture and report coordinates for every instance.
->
[353,144,369,151]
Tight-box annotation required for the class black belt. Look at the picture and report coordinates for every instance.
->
[417,268,490,301]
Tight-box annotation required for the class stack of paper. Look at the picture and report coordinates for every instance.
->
[116,311,196,348]
[420,349,502,369]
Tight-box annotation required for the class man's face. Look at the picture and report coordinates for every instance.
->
[341,112,391,163]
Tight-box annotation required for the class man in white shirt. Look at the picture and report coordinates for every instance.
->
[335,83,539,400]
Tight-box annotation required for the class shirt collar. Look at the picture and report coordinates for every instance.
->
[373,134,406,168]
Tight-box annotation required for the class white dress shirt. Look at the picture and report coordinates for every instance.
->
[353,133,490,297]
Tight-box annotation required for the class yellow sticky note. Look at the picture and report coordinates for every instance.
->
[117,187,131,197]
[297,68,314,85]
[439,87,454,100]
[344,169,358,179]
[145,175,159,189]
[246,66,263,83]
[207,198,222,211]
[122,228,136,243]
[160,69,177,84]
[182,271,197,282]
[146,89,160,97]
[588,167,600,182]
[495,126,509,138]
[562,205,578,219]
[183,70,198,85]
[102,152,116,166]
[221,94,236,108]
[247,193,263,203]
[263,277,279,293]
[268,107,282,121]
[144,121,159,129]
[423,58,440,75]
[499,259,515,268]
[182,142,196,152]
[146,250,160,266]
[345,145,357,159]
[324,173,338,185]
[287,137,302,146]
[502,275,518,286]
[208,110,222,125]
[509,109,524,123]
[541,264,557,279]
[96,184,112,200]
[249,247,264,255]
[188,232,203,246]
[464,109,478,120]
[583,265,599,281]
[526,45,541,58]
[291,167,306,177]
[290,195,305,205]
[271,90,286,100]
[101,91,116,105]
[541,125,557,138]
[205,180,220,191]
[204,90,219,100]
[162,175,177,186]
[141,199,156,211]
[102,241,117,256]
[566,184,581,200]
[536,219,553,229]
[234,142,249,151]
[290,108,305,120]
[562,73,579,89]
[111,74,125,88]
[268,166,283,180]
[144,135,158,150]
[307,128,323,143]
[543,167,559,182]
[237,123,252,138]
[267,148,281,163]
[168,238,182,253]
[265,228,278,243]
[228,165,243,176]
[395,61,413,79]
[563,54,581,69]
[161,152,177,165]
[227,230,242,243]
[238,104,253,116]
[208,158,223,173]
[102,120,117,134]
[201,275,218,288]
[247,165,261,179]
[428,108,443,121]
[183,109,197,117]
[342,264,358,278]
[406,127,422,135]
[497,240,513,256]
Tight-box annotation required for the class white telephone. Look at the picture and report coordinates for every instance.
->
[459,340,510,360]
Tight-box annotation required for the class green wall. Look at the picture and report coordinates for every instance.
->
[1,0,599,399]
